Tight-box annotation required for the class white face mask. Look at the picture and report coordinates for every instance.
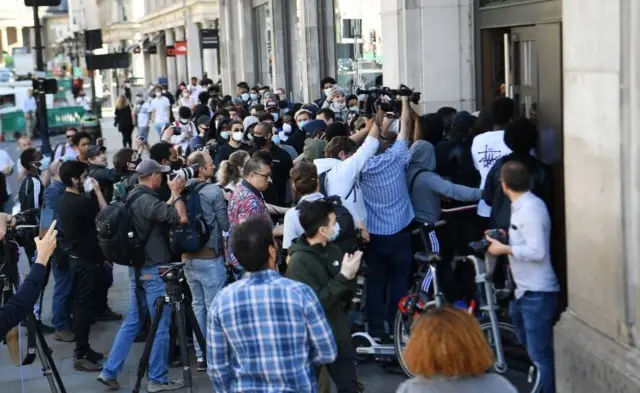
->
[333,101,345,109]
[324,87,333,97]
[155,91,162,97]
[349,106,359,112]
[232,131,243,142]
[272,112,279,122]
[179,118,189,124]
[220,131,230,140]
[250,93,259,101]
[241,93,250,101]
[282,123,292,134]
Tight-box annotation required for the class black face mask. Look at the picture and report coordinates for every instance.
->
[252,136,268,149]
[170,160,183,171]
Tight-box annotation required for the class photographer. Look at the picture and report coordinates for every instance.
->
[286,200,362,393]
[182,151,229,371]
[87,145,119,204]
[112,147,141,197]
[57,160,108,371]
[149,141,179,202]
[98,159,187,391]
[0,220,57,338]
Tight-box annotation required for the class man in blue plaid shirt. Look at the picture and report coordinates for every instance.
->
[207,217,337,392]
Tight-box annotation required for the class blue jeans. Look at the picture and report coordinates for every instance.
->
[364,231,413,336]
[152,123,164,137]
[510,291,558,393]
[183,256,226,359]
[102,266,171,384]
[51,262,72,331]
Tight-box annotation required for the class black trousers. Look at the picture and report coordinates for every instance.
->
[317,354,360,393]
[70,258,99,355]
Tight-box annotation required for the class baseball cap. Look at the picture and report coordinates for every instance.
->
[136,159,171,176]
[196,115,211,128]
[265,100,279,110]
[86,145,106,159]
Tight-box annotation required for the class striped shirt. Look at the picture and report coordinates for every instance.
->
[207,269,337,392]
[361,140,415,235]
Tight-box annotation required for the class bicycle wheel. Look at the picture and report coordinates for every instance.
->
[393,302,436,378]
[479,321,542,393]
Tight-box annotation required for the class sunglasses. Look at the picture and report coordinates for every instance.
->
[65,134,74,138]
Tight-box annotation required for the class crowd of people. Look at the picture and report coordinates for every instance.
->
[0,74,561,393]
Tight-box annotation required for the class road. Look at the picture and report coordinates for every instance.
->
[0,119,531,392]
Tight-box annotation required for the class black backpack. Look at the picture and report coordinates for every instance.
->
[169,182,210,254]
[316,169,358,252]
[95,192,147,267]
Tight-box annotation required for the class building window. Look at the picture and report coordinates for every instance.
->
[334,0,383,94]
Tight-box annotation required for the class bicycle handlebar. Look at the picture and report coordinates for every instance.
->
[441,204,478,214]
[410,220,447,236]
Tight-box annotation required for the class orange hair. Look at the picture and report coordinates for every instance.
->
[402,307,493,378]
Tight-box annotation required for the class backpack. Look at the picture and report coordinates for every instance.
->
[169,182,211,254]
[95,192,147,267]
[319,168,356,202]
[321,195,358,253]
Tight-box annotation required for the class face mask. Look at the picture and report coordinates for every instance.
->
[297,120,309,129]
[182,92,189,98]
[333,101,346,110]
[232,131,243,142]
[250,93,259,101]
[170,160,183,170]
[323,222,341,242]
[220,131,230,140]
[282,123,292,134]
[83,177,94,193]
[272,135,280,145]
[349,106,359,112]
[247,133,254,141]
[272,112,279,122]
[162,90,167,94]
[179,118,189,125]
[155,92,161,97]
[39,155,51,171]
[252,135,268,149]
[240,93,250,102]
[324,87,333,97]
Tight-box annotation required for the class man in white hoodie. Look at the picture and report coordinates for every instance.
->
[313,119,380,240]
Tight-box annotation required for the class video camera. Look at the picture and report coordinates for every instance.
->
[4,209,40,249]
[356,84,421,117]
[158,262,186,285]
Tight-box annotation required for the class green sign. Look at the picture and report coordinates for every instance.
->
[73,67,82,78]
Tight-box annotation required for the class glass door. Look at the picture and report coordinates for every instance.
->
[507,26,539,123]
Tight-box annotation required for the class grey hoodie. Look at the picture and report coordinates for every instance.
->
[406,140,481,224]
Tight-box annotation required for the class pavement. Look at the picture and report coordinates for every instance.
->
[0,119,530,392]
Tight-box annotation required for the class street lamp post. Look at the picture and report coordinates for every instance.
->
[31,2,52,155]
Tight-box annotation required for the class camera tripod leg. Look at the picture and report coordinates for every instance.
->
[185,305,206,358]
[33,318,66,393]
[132,296,166,393]
[173,303,193,393]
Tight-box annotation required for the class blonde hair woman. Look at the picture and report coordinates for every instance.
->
[216,150,250,193]
[114,95,134,147]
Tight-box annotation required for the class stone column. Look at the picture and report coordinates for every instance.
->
[143,50,152,86]
[554,0,640,391]
[174,27,188,86]
[186,21,203,79]
[201,21,219,81]
[236,0,255,85]
[0,28,8,53]
[219,0,235,94]
[15,26,23,48]
[150,51,158,85]
[157,34,168,84]
[381,0,474,113]
[286,0,301,101]
[165,29,177,93]
[270,0,287,92]
[297,0,322,102]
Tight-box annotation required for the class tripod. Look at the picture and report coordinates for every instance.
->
[0,272,67,393]
[132,263,206,393]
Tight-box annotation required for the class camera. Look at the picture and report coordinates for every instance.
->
[164,122,182,136]
[469,229,507,253]
[169,163,199,181]
[356,84,421,117]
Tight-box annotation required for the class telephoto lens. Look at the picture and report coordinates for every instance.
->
[169,163,200,181]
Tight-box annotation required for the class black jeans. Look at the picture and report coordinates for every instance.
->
[94,263,114,314]
[70,257,99,355]
[324,354,360,393]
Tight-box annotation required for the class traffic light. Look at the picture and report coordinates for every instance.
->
[24,0,62,6]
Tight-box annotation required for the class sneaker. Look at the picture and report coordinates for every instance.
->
[54,330,75,342]
[36,321,55,334]
[96,308,123,322]
[74,353,103,372]
[147,379,185,392]
[196,358,206,372]
[97,373,120,390]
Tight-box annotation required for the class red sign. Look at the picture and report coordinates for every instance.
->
[175,41,187,55]
[166,45,176,57]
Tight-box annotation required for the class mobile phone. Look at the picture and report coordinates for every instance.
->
[39,208,54,239]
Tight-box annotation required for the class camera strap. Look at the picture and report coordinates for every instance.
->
[20,312,37,366]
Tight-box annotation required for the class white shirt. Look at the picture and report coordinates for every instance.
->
[0,149,14,195]
[137,101,151,127]
[508,192,560,298]
[23,97,37,114]
[150,95,171,124]
[178,96,195,108]
[282,192,324,249]
[190,85,203,102]
[170,120,196,154]
[471,130,511,217]
[313,136,380,225]
[53,143,79,162]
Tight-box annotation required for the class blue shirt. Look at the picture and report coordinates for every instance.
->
[207,269,337,393]
[361,140,415,235]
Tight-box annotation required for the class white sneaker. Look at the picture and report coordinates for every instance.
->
[147,379,185,392]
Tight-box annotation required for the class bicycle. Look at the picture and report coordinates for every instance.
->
[393,221,542,393]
